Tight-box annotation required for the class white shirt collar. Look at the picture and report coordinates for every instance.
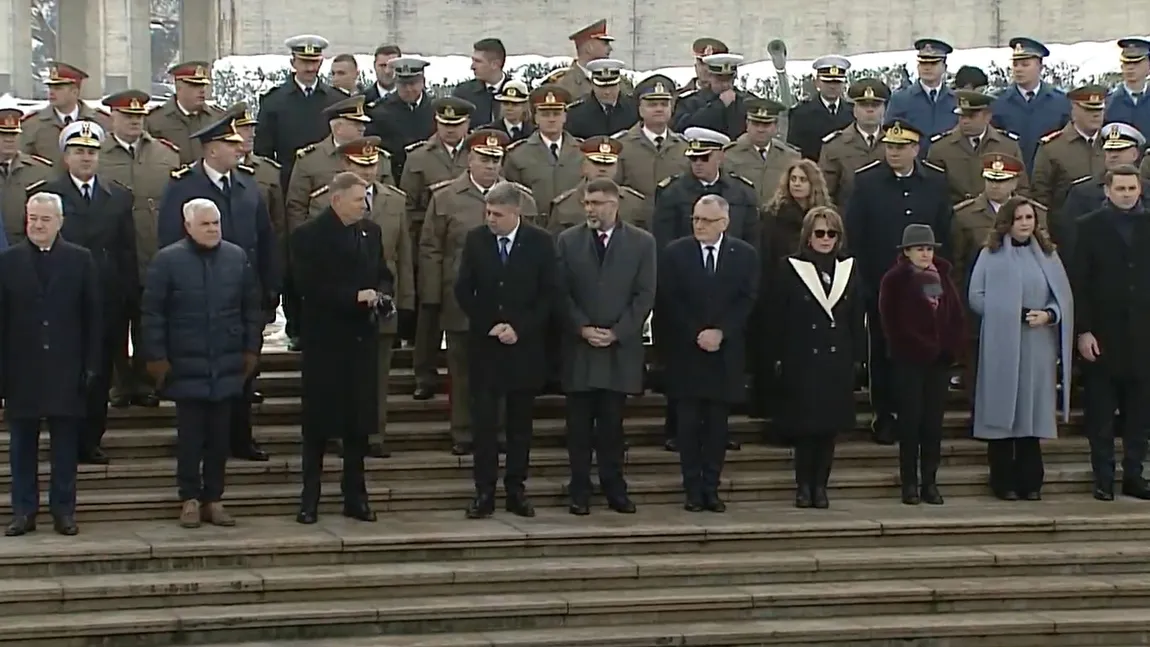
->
[71,174,95,193]
[1127,81,1149,97]
[643,126,669,145]
[987,199,1002,212]
[820,96,839,111]
[1018,82,1041,98]
[115,134,138,153]
[486,73,506,92]
[540,132,563,150]
[375,82,393,96]
[699,173,720,187]
[699,234,723,262]
[594,224,616,244]
[1074,126,1098,143]
[504,119,523,133]
[175,100,197,116]
[497,221,521,248]
[202,161,230,188]
[857,125,880,140]
[296,78,317,94]
[55,106,79,122]
[920,81,943,94]
[470,174,495,194]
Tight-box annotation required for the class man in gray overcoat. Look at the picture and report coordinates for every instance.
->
[555,177,657,515]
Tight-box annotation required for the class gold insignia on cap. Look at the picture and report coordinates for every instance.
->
[363,143,377,156]
[829,66,841,75]
[1109,128,1122,140]
[129,98,143,110]
[194,65,207,77]
[888,123,904,137]
[545,92,556,104]
[1014,43,1025,54]
[598,142,613,154]
[653,82,666,94]
[79,122,93,136]
[959,97,972,109]
[443,106,456,118]
[302,43,317,55]
[991,158,1005,171]
[485,135,500,147]
[48,65,61,80]
[1089,92,1103,103]
[702,45,714,56]
[689,140,705,150]
[863,86,876,99]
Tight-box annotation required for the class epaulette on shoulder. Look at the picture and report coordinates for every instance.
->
[27,154,53,166]
[620,185,645,200]
[610,129,628,140]
[1031,199,1049,211]
[295,143,317,159]
[855,159,881,174]
[1000,129,1020,140]
[25,180,46,193]
[1039,129,1063,144]
[551,187,578,205]
[729,172,754,187]
[405,139,427,153]
[20,111,36,123]
[677,88,698,99]
[542,68,566,84]
[507,139,527,152]
[428,179,454,193]
[508,180,533,195]
[929,132,946,143]
[379,148,391,158]
[254,154,280,169]
[236,163,255,174]
[380,183,407,198]
[155,137,179,153]
[109,179,131,192]
[953,197,977,211]
[1070,175,1093,186]
[722,141,737,151]
[922,160,945,174]
[309,185,329,199]
[657,174,678,188]
[821,129,843,144]
[566,97,585,109]
[366,99,381,110]
[170,165,192,179]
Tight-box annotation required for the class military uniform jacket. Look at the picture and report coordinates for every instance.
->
[652,172,761,253]
[721,135,800,205]
[675,89,756,140]
[612,124,691,228]
[671,87,714,132]
[786,97,853,161]
[365,92,436,179]
[20,104,111,166]
[145,99,225,166]
[951,194,1049,293]
[990,84,1071,171]
[1031,123,1105,216]
[1105,88,1150,143]
[157,162,279,295]
[818,126,884,207]
[419,173,538,331]
[240,155,286,249]
[398,137,469,227]
[1,152,54,243]
[504,132,584,225]
[547,179,645,234]
[886,84,959,155]
[549,64,634,99]
[1143,155,1150,186]
[844,160,954,294]
[253,79,344,187]
[1055,177,1105,260]
[926,127,1028,204]
[286,136,394,232]
[98,134,181,281]
[565,93,639,140]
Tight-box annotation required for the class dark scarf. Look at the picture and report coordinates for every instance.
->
[911,262,943,309]
[800,247,837,294]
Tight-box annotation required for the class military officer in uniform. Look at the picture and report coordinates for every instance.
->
[548,137,645,233]
[20,62,110,165]
[566,59,639,140]
[1105,38,1150,141]
[366,56,436,179]
[400,97,475,400]
[421,130,538,455]
[721,98,800,205]
[156,109,279,462]
[99,90,181,409]
[927,90,1028,204]
[674,54,755,140]
[253,35,343,189]
[951,154,1039,291]
[481,81,534,142]
[504,85,582,225]
[1030,85,1107,217]
[545,19,633,97]
[0,110,55,245]
[233,104,286,273]
[613,75,690,229]
[652,127,759,452]
[786,55,853,161]
[308,137,414,458]
[990,37,1072,171]
[678,38,728,96]
[145,62,225,166]
[1057,122,1145,260]
[819,78,889,207]
[844,120,952,445]
[886,39,958,154]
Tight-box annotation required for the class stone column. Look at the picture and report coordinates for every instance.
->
[0,0,34,96]
[127,0,152,92]
[180,0,220,63]
[57,0,106,98]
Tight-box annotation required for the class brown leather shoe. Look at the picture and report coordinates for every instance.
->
[201,502,236,527]
[180,500,201,528]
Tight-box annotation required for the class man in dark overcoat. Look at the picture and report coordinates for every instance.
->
[37,119,137,465]
[1071,164,1150,501]
[658,194,758,513]
[555,178,656,515]
[454,181,557,520]
[1,191,101,536]
[291,172,393,524]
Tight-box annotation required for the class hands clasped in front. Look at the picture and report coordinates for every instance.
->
[696,328,723,353]
[488,323,519,345]
[580,326,617,348]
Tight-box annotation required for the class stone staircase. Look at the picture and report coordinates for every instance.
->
[1,347,1148,647]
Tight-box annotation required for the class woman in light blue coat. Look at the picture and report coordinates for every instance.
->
[968,196,1073,501]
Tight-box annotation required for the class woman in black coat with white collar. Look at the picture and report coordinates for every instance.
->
[767,206,866,508]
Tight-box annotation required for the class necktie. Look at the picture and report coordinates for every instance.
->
[1087,137,1095,147]
[596,232,608,263]
[705,246,716,274]
[928,89,938,103]
[510,126,521,138]
[1134,92,1143,105]
[303,87,313,97]
[971,136,981,150]
[549,142,559,159]
[759,147,768,160]
[604,104,614,116]
[654,135,664,150]
[0,161,8,177]
[864,134,873,149]
[64,115,74,125]
[828,102,838,114]
[81,183,91,202]
[127,144,136,158]
[1025,91,1035,102]
[219,175,230,196]
[365,189,373,212]
[498,236,510,264]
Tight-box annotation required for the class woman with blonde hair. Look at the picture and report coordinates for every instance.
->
[767,206,865,508]
[968,196,1072,501]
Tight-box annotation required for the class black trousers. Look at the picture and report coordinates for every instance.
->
[9,417,80,517]
[893,359,949,489]
[282,270,301,339]
[793,436,836,489]
[986,437,1044,495]
[175,399,231,502]
[676,397,729,498]
[229,375,257,453]
[473,387,534,494]
[83,321,121,453]
[1083,369,1150,487]
[867,303,896,420]
[111,295,152,397]
[566,390,628,501]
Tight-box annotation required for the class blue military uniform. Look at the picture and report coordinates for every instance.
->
[990,38,1071,171]
[1104,38,1150,141]
[886,39,958,156]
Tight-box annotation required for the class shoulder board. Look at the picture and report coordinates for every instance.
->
[236,163,255,174]
[366,99,381,110]
[379,183,407,197]
[508,181,533,195]
[999,129,1019,140]
[657,174,678,188]
[854,160,882,174]
[295,144,317,159]
[567,97,585,109]
[620,185,645,200]
[428,179,454,193]
[821,129,843,144]
[109,179,131,191]
[25,180,46,193]
[1070,175,1093,186]
[542,68,566,84]
[953,197,977,211]
[929,132,946,143]
[155,137,180,152]
[20,111,36,123]
[170,166,192,179]
[507,139,527,151]
[27,154,53,166]
[309,186,329,199]
[254,154,280,169]
[551,187,578,205]
[379,148,391,158]
[722,141,737,151]
[677,88,698,99]
[610,129,628,139]
[1039,130,1062,144]
[404,139,427,153]
[729,172,754,187]
[922,161,945,174]
[1031,199,1049,211]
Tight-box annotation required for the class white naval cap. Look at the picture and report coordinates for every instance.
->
[284,34,330,59]
[391,56,431,79]
[586,58,626,85]
[1100,121,1147,150]
[701,53,744,76]
[58,119,105,152]
[812,55,851,81]
[682,126,730,156]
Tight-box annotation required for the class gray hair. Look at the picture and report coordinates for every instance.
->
[26,192,63,216]
[484,181,523,210]
[182,198,220,224]
[695,194,730,215]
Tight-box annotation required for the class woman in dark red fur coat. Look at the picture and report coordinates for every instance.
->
[878,224,966,506]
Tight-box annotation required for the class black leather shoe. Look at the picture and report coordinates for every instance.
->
[921,484,944,505]
[296,506,318,524]
[901,486,921,505]
[135,393,160,408]
[726,439,741,451]
[233,444,269,461]
[994,490,1019,501]
[703,493,727,513]
[109,394,132,409]
[1122,480,1150,500]
[684,496,704,512]
[52,515,78,536]
[80,447,109,465]
[412,386,435,401]
[812,487,829,509]
[568,499,590,516]
[287,337,302,352]
[249,390,266,404]
[466,493,495,519]
[1094,486,1115,501]
[607,496,636,514]
[4,515,35,536]
[795,486,812,509]
[342,502,377,522]
[664,438,679,452]
[505,492,536,518]
[451,442,472,456]
[1023,491,1042,501]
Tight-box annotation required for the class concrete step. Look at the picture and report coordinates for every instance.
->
[0,437,1100,490]
[5,499,1150,578]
